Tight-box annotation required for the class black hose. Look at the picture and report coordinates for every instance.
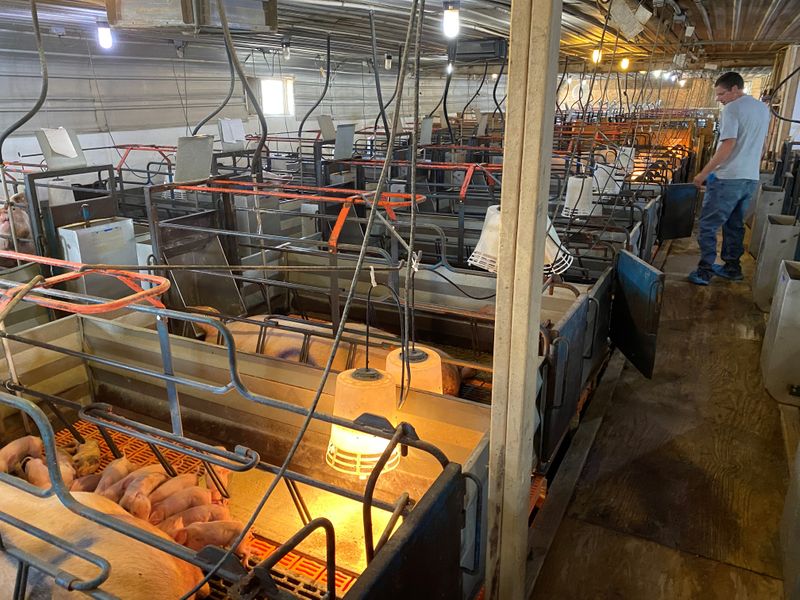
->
[216,0,267,175]
[492,60,505,128]
[369,12,390,142]
[298,34,332,140]
[427,91,444,119]
[443,69,455,143]
[191,43,235,136]
[0,0,47,164]
[373,45,402,136]
[770,63,800,124]
[462,62,488,117]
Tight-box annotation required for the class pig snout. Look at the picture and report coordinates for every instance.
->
[150,486,213,525]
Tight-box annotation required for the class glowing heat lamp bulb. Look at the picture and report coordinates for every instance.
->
[386,346,444,394]
[619,57,630,71]
[442,1,460,39]
[97,24,113,50]
[326,368,400,479]
[591,49,602,64]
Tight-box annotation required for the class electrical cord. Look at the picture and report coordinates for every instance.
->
[192,43,236,135]
[443,68,455,143]
[462,61,488,118]
[373,45,403,136]
[492,61,505,128]
[217,0,267,176]
[770,63,800,124]
[369,12,390,143]
[0,0,47,166]
[178,1,421,596]
[298,34,332,140]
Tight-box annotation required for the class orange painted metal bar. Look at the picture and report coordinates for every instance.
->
[173,184,425,209]
[114,145,175,175]
[339,159,503,172]
[421,145,504,152]
[0,250,169,314]
[211,179,417,203]
[328,202,353,252]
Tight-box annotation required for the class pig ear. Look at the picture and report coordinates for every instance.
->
[174,524,187,544]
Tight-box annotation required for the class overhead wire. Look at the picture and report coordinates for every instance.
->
[192,43,236,135]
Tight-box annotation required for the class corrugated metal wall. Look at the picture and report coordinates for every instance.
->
[0,24,507,171]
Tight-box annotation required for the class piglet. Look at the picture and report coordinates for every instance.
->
[22,458,51,488]
[158,504,231,539]
[95,456,135,496]
[175,520,249,556]
[72,440,101,477]
[0,436,43,474]
[101,464,164,503]
[149,486,212,525]
[71,473,102,492]
[119,470,168,520]
[148,473,197,505]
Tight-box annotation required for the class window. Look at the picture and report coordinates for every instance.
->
[260,77,295,116]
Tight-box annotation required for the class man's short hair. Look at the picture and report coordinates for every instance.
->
[715,72,745,90]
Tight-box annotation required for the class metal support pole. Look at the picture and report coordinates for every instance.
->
[485,0,562,596]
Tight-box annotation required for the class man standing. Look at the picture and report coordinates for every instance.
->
[689,72,771,285]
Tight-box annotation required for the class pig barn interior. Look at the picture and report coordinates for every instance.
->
[0,0,799,598]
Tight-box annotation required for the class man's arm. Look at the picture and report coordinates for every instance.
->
[693,138,736,187]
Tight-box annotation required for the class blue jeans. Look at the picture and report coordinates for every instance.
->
[697,177,758,273]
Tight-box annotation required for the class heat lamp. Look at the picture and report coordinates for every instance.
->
[561,175,594,218]
[386,346,444,395]
[468,206,573,276]
[326,368,400,479]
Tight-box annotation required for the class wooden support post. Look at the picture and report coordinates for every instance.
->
[485,0,562,597]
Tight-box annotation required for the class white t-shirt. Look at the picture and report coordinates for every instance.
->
[715,94,770,181]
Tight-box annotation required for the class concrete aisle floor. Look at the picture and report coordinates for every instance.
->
[532,237,788,599]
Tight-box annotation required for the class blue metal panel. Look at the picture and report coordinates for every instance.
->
[659,183,698,240]
[611,250,664,378]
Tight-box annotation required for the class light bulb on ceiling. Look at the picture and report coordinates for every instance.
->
[679,78,687,87]
[652,69,662,77]
[662,71,671,80]
[97,23,113,50]
[384,53,392,70]
[619,57,630,71]
[281,41,291,60]
[591,48,602,64]
[442,1,460,39]
[446,62,453,75]
[492,72,499,80]
[670,73,678,82]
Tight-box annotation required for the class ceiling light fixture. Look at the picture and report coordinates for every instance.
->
[97,22,113,50]
[620,57,630,70]
[446,62,454,75]
[591,48,602,64]
[281,40,291,60]
[384,53,392,70]
[442,1,460,39]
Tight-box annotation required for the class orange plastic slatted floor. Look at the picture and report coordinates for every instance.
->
[54,420,357,597]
